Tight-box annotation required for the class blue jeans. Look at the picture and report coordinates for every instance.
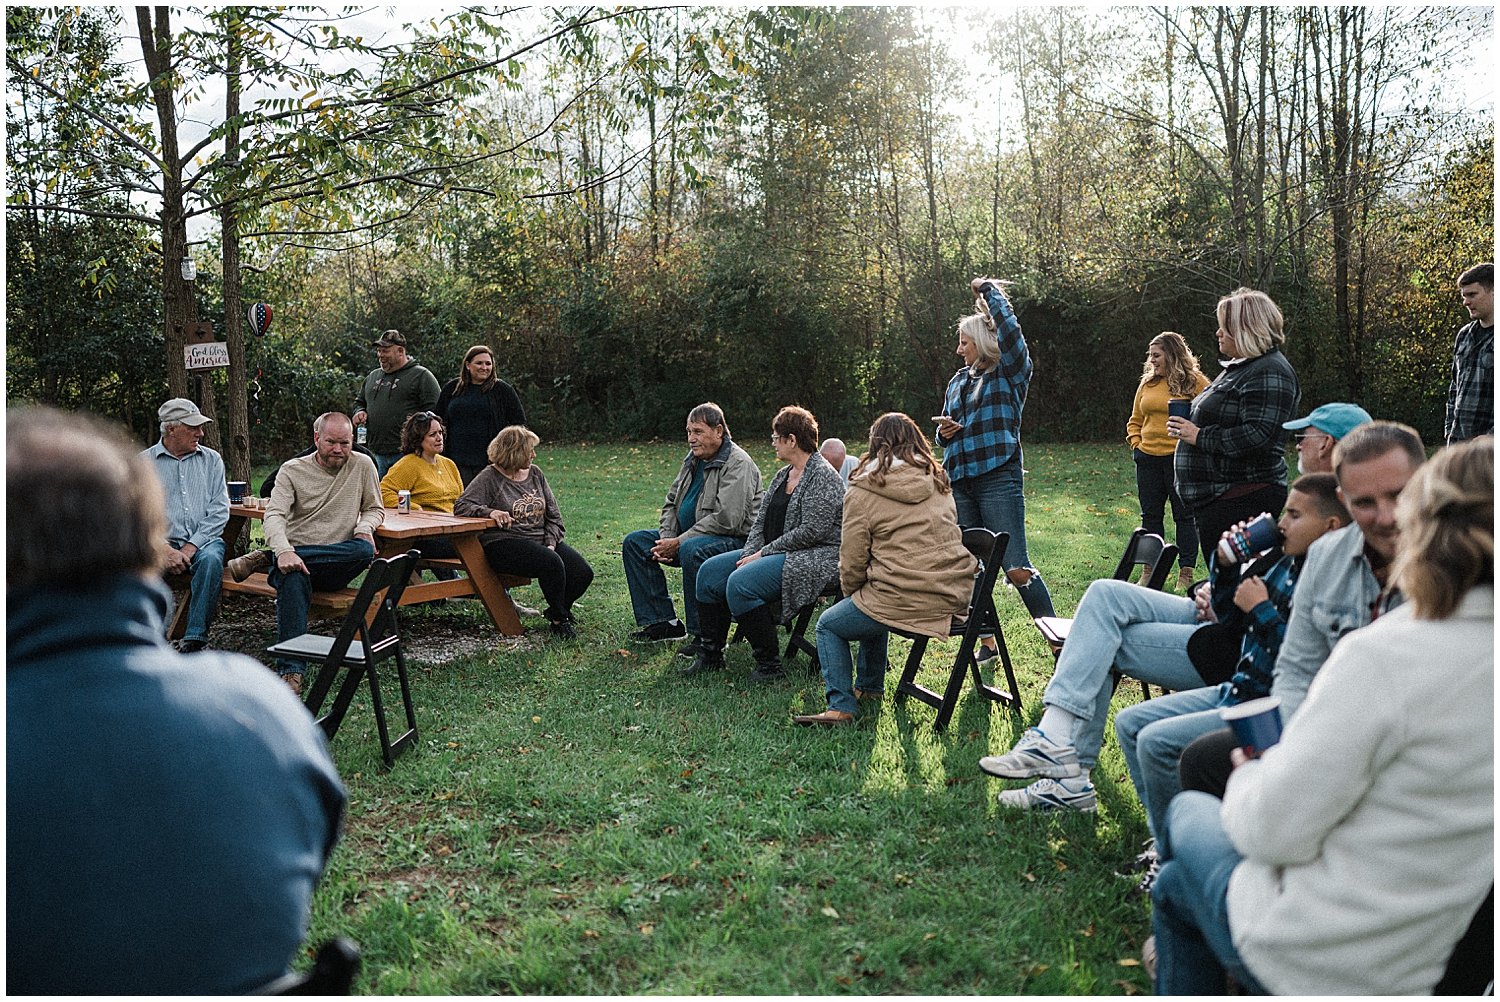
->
[1115,684,1228,837]
[267,539,375,677]
[1042,578,1205,769]
[372,452,401,478]
[1152,791,1269,995]
[695,550,785,616]
[951,454,1055,618]
[1133,450,1199,570]
[172,537,225,643]
[621,529,743,636]
[814,598,889,716]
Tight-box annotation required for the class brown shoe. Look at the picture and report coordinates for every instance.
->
[1177,566,1195,592]
[854,689,883,702]
[283,673,304,697]
[792,709,854,727]
[228,549,271,582]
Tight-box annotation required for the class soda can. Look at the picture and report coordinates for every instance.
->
[397,489,411,514]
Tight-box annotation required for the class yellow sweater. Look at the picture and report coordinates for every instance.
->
[1127,373,1211,456]
[380,453,464,512]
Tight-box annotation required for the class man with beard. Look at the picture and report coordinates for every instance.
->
[233,412,383,695]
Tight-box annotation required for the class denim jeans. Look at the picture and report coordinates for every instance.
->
[1152,791,1269,995]
[372,452,401,478]
[167,537,226,642]
[695,550,785,616]
[951,453,1055,618]
[814,598,889,716]
[1041,578,1206,769]
[1114,684,1228,837]
[267,539,375,676]
[1133,450,1199,570]
[621,529,743,635]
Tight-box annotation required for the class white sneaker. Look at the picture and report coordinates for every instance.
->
[996,777,1098,812]
[979,727,1082,779]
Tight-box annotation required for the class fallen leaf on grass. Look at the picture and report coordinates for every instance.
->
[531,715,541,723]
[1114,980,1144,995]
[1117,957,1141,967]
[1023,872,1036,882]
[583,929,600,939]
[638,923,655,936]
[1022,963,1050,978]
[820,906,840,918]
[923,932,937,941]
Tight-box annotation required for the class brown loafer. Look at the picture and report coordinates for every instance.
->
[854,689,883,702]
[792,709,854,727]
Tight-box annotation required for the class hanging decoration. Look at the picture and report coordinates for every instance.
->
[247,302,273,338]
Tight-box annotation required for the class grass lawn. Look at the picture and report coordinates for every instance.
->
[282,440,1184,994]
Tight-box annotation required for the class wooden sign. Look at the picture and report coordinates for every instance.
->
[185,341,230,370]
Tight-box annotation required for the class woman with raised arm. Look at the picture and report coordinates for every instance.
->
[934,278,1054,655]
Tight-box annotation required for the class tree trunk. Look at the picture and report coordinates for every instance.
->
[221,11,251,481]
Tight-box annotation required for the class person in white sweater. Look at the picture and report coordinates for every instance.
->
[1150,436,1493,995]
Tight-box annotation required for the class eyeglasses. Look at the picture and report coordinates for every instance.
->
[770,433,785,444]
[1295,431,1329,442]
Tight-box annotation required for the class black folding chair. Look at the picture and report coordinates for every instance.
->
[1033,527,1178,700]
[266,550,421,767]
[781,580,842,673]
[893,528,1023,731]
[253,938,361,995]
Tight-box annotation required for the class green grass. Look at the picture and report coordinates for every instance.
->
[288,440,1176,994]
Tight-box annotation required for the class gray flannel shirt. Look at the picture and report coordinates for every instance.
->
[1444,319,1493,444]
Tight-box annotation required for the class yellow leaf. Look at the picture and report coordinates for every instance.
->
[638,922,654,935]
[1117,957,1141,967]
[821,906,840,918]
[532,715,541,723]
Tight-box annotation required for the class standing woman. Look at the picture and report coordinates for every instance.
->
[1126,331,1210,591]
[935,277,1055,633]
[454,426,593,639]
[795,413,977,726]
[435,344,527,485]
[690,406,843,682]
[1169,288,1300,567]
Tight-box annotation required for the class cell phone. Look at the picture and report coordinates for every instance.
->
[931,415,949,422]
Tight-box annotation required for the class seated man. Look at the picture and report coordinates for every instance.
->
[7,407,346,994]
[1282,401,1371,475]
[622,402,763,656]
[231,412,383,695]
[819,437,859,484]
[1112,473,1350,866]
[1174,420,1425,802]
[978,574,1213,812]
[142,397,229,653]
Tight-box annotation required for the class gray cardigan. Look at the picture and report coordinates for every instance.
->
[742,451,844,623]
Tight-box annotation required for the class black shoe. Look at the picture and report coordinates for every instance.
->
[748,661,786,683]
[676,636,705,659]
[549,618,578,640]
[177,638,209,654]
[679,646,724,677]
[630,620,687,643]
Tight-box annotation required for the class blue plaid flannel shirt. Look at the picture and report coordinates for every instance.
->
[1208,548,1300,705]
[938,285,1033,480]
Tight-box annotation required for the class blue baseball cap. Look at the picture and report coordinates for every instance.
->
[1282,402,1372,440]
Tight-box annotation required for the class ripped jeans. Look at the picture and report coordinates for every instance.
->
[952,453,1055,618]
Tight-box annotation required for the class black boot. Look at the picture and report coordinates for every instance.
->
[681,601,730,677]
[739,605,785,682]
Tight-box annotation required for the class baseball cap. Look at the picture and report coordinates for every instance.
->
[1282,402,1372,441]
[158,398,212,427]
[373,330,406,348]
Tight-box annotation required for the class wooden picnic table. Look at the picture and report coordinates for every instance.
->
[192,503,528,637]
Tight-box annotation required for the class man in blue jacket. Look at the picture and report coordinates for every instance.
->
[7,407,347,994]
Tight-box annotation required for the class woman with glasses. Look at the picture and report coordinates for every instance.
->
[434,344,527,485]
[455,425,593,639]
[1168,288,1301,566]
[1126,331,1210,591]
[686,406,844,681]
[379,411,465,570]
[794,412,977,726]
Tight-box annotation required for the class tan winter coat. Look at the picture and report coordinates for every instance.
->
[839,459,977,637]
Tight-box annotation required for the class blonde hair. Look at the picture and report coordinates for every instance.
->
[850,412,951,494]
[1140,331,1206,398]
[956,290,1005,369]
[487,424,540,472]
[1392,437,1492,619]
[1216,287,1285,358]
